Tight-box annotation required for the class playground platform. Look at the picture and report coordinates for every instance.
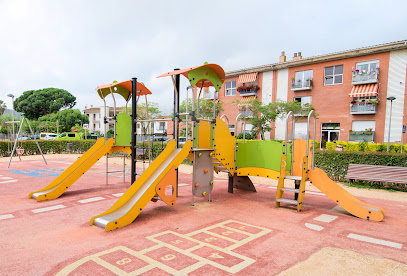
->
[0,155,406,275]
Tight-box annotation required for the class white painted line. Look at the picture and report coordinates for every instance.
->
[32,204,66,213]
[266,186,277,189]
[314,214,338,223]
[348,233,403,249]
[305,223,324,231]
[0,177,13,180]
[0,180,18,184]
[0,214,14,220]
[178,183,189,187]
[112,193,124,197]
[78,197,105,204]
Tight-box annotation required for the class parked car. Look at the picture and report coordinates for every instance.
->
[18,134,30,141]
[40,133,54,140]
[29,134,40,140]
[55,132,83,140]
[44,134,58,140]
[178,137,187,145]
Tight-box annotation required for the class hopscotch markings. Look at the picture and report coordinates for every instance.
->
[305,223,324,231]
[57,220,272,275]
[347,233,403,249]
[0,214,14,220]
[77,197,105,204]
[314,214,338,223]
[31,204,66,213]
[112,193,124,197]
[0,175,18,184]
[0,177,13,180]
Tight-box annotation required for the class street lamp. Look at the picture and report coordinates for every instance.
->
[7,94,15,139]
[387,96,396,152]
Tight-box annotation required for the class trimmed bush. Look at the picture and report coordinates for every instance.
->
[314,150,407,191]
[0,140,97,157]
[326,141,407,153]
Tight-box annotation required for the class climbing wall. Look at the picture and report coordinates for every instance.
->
[192,150,214,197]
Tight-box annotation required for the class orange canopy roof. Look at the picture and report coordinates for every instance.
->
[95,80,152,101]
[156,63,225,88]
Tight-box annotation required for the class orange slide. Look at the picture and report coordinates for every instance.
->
[308,168,385,221]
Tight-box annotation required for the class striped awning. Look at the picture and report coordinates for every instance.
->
[349,84,379,97]
[238,73,257,83]
[238,96,257,105]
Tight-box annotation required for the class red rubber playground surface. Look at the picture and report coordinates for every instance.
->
[0,157,406,275]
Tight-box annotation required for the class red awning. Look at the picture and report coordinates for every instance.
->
[349,84,378,97]
[238,73,257,83]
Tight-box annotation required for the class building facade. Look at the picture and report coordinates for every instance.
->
[218,40,407,144]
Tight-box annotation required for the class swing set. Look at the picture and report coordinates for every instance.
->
[1,118,47,168]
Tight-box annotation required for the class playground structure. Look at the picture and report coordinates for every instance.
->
[1,118,47,168]
[28,63,385,232]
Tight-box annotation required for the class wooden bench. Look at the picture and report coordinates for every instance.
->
[345,164,407,186]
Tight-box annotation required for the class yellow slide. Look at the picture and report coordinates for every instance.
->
[29,138,115,202]
[90,139,192,231]
[308,168,385,221]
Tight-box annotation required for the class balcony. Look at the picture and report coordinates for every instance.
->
[291,79,312,91]
[352,70,379,85]
[239,88,258,96]
[350,103,377,114]
[349,131,375,142]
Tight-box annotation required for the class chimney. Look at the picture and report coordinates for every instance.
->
[279,51,286,63]
[90,105,93,108]
[85,105,87,109]
[293,52,303,60]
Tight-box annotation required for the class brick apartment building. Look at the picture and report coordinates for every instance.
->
[217,40,407,144]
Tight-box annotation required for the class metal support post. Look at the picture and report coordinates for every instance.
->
[131,78,138,185]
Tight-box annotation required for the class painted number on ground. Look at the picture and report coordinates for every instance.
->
[116,258,132,265]
[161,254,176,261]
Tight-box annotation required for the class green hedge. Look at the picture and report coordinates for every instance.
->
[326,141,407,153]
[314,150,407,191]
[0,140,97,157]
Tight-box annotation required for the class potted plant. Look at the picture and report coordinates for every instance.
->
[365,128,373,134]
[351,100,356,104]
[349,130,356,134]
[357,130,364,134]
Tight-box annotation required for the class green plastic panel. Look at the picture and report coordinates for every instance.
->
[98,85,131,101]
[236,141,291,172]
[115,113,132,146]
[187,66,223,92]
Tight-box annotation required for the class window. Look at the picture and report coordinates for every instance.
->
[225,81,236,96]
[294,96,312,107]
[352,120,375,131]
[321,123,340,143]
[356,60,379,74]
[293,70,313,88]
[68,133,76,138]
[93,114,96,120]
[324,65,343,85]
[159,122,165,130]
[93,124,96,129]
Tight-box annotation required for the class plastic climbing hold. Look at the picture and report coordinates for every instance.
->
[202,192,207,196]
[198,153,202,157]
[210,181,214,185]
[204,169,208,174]
[195,183,199,188]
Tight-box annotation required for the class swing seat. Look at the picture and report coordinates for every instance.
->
[16,148,24,156]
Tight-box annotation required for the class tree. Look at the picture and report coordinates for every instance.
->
[0,100,6,115]
[178,98,223,118]
[0,114,12,134]
[124,102,162,135]
[26,109,88,133]
[14,88,76,120]
[234,99,314,140]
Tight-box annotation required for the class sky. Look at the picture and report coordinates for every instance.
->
[1,0,407,116]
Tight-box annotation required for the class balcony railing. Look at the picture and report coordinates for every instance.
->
[239,88,258,96]
[352,70,379,85]
[349,131,375,142]
[291,79,312,91]
[350,103,377,114]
